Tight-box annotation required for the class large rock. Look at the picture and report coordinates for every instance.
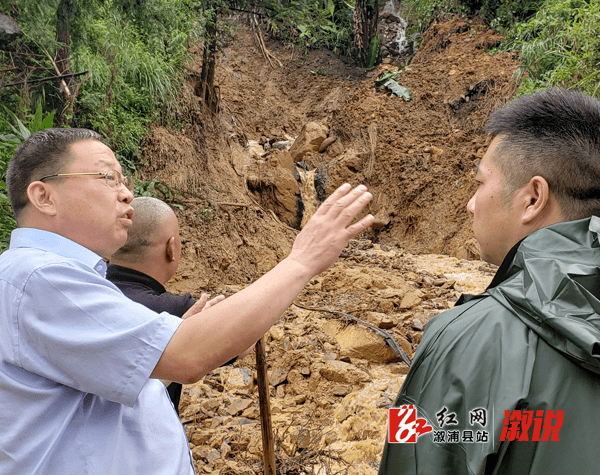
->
[224,367,254,390]
[289,122,328,162]
[227,397,253,416]
[399,291,422,309]
[321,320,399,363]
[320,360,371,384]
[0,15,22,50]
[244,147,301,227]
[269,365,288,386]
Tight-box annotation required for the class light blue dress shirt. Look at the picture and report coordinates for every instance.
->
[0,228,194,474]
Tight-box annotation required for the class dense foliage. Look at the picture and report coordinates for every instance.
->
[0,103,55,252]
[500,0,600,97]
[260,0,356,60]
[0,0,203,247]
[0,0,201,160]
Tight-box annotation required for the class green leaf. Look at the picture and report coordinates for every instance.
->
[30,101,44,133]
[367,35,380,69]
[40,112,56,130]
[384,80,412,101]
[15,118,30,141]
[0,134,19,143]
[326,0,335,18]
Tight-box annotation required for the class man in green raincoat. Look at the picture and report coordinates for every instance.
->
[379,88,600,474]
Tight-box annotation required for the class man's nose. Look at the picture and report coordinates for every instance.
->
[119,186,134,204]
[467,195,475,215]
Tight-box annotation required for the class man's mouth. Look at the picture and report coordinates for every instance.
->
[121,208,134,221]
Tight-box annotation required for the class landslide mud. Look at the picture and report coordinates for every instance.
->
[138,15,517,473]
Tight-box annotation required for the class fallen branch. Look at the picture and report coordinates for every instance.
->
[41,47,71,99]
[292,301,413,367]
[251,15,282,68]
[1,71,88,88]
[216,201,250,207]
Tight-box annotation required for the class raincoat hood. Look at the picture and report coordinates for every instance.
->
[478,217,600,374]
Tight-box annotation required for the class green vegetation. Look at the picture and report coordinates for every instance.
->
[0,103,55,252]
[0,0,203,247]
[499,0,600,97]
[0,0,201,162]
[376,68,412,100]
[135,178,185,210]
[72,0,200,163]
[259,0,356,60]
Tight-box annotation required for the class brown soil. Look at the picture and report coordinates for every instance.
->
[138,15,520,474]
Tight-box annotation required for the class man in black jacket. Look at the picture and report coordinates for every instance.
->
[107,197,229,413]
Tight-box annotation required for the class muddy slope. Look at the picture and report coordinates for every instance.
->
[136,15,520,474]
[140,17,519,292]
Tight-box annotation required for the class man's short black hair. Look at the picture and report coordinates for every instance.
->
[6,128,105,221]
[487,88,600,220]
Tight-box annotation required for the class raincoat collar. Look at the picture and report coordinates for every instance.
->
[460,217,600,374]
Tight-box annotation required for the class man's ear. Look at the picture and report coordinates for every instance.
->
[166,236,176,262]
[520,175,551,225]
[26,181,58,216]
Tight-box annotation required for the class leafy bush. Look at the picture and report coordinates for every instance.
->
[262,0,355,59]
[463,0,544,25]
[0,0,201,165]
[0,103,55,253]
[71,0,196,160]
[399,0,469,36]
[499,0,600,97]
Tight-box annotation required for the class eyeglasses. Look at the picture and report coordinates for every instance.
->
[38,169,134,192]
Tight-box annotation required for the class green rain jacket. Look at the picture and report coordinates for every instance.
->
[379,217,600,475]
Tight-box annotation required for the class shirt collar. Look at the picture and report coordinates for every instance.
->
[9,228,107,277]
[106,264,166,295]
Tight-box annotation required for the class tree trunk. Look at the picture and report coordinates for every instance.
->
[56,0,71,75]
[55,0,72,125]
[199,10,219,113]
[353,0,379,67]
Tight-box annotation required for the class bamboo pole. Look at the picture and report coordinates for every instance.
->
[255,337,276,475]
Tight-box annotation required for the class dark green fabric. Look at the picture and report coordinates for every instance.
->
[379,217,600,475]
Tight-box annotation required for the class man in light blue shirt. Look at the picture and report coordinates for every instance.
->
[0,128,374,473]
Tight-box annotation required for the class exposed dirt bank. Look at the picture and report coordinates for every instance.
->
[137,15,519,474]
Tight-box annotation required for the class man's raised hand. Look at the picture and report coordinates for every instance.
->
[288,183,374,277]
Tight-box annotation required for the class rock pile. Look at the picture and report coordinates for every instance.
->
[178,240,495,474]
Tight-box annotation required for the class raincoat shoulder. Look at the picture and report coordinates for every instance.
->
[379,218,600,475]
